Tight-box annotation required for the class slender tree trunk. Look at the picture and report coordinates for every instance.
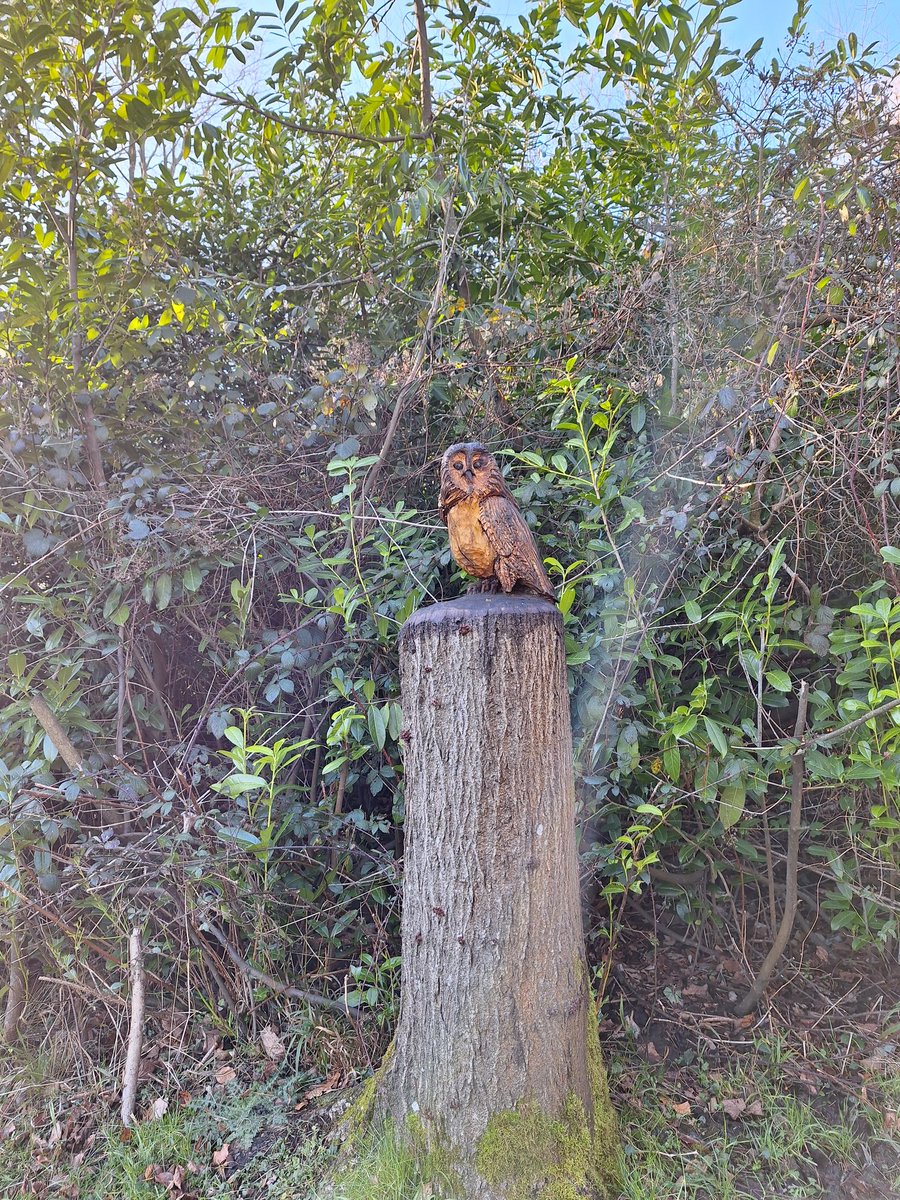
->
[372,594,618,1200]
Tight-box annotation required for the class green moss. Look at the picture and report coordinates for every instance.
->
[585,987,621,1197]
[475,1089,617,1200]
[340,1040,394,1140]
[474,969,620,1200]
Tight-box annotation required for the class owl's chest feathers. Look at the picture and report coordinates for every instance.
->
[446,496,496,577]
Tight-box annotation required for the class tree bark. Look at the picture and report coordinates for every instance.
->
[372,594,618,1199]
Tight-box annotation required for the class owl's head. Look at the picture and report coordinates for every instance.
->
[440,442,506,504]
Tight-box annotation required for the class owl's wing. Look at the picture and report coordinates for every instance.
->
[478,494,555,600]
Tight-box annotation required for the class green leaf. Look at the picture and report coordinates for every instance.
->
[559,586,575,616]
[671,713,697,737]
[684,599,702,623]
[182,566,203,592]
[663,742,681,782]
[879,546,900,565]
[765,669,792,693]
[718,782,746,830]
[793,177,810,203]
[703,716,728,757]
[109,603,130,626]
[8,652,26,678]
[155,573,172,610]
[213,772,268,796]
[368,704,387,751]
[766,340,779,365]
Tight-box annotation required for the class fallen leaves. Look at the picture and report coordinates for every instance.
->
[720,1097,764,1119]
[294,1067,343,1111]
[215,1064,237,1086]
[143,1162,198,1199]
[259,1025,286,1062]
[212,1143,231,1172]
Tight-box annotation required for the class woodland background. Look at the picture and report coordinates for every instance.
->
[0,0,898,1195]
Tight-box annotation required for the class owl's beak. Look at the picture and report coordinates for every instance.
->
[463,468,474,483]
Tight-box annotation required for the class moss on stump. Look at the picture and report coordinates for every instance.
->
[473,1010,619,1200]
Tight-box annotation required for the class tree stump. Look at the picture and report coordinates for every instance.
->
[371,593,619,1200]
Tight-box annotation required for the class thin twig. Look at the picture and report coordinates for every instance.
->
[213,93,427,146]
[28,696,86,776]
[3,917,25,1043]
[735,680,809,1016]
[804,695,900,749]
[201,919,351,1015]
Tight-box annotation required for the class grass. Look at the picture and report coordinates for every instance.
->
[0,1040,896,1199]
[613,1050,897,1200]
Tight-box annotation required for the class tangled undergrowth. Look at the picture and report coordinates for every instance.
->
[0,0,898,1191]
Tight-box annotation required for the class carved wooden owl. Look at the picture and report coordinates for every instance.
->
[438,442,555,601]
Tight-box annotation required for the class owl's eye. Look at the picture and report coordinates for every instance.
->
[473,458,485,469]
[453,461,465,471]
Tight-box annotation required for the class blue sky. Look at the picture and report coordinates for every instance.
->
[482,0,899,59]
[725,0,898,58]
[240,0,900,92]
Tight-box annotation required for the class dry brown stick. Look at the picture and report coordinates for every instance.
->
[132,643,176,741]
[327,760,350,875]
[120,927,145,1127]
[804,695,900,749]
[3,917,25,1043]
[0,879,121,965]
[756,634,777,934]
[201,919,351,1015]
[115,631,126,761]
[29,695,85,775]
[38,974,128,1007]
[735,680,810,1016]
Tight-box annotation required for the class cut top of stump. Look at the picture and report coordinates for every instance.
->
[401,592,559,643]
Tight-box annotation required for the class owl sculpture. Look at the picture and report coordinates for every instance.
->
[438,442,555,601]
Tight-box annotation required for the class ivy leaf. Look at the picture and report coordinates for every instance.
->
[126,518,150,540]
[182,566,203,592]
[880,546,900,565]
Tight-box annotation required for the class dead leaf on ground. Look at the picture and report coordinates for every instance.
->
[670,1101,691,1116]
[215,1065,237,1086]
[722,1097,763,1119]
[212,1143,231,1171]
[147,1097,169,1121]
[682,983,709,999]
[260,1025,286,1061]
[294,1067,342,1111]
